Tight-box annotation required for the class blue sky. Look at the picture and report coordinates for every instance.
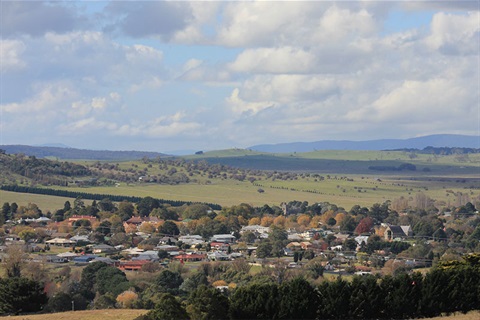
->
[1,1,479,153]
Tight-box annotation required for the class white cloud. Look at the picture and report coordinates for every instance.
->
[0,40,26,72]
[426,12,480,55]
[226,88,275,115]
[229,47,316,74]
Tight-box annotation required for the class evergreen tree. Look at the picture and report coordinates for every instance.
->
[0,277,47,315]
[278,278,319,319]
[229,282,280,319]
[140,293,189,320]
[187,285,229,320]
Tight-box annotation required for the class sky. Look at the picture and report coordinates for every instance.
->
[1,1,479,153]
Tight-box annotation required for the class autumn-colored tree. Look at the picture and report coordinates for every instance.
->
[273,215,286,227]
[335,212,346,226]
[116,290,139,308]
[212,280,228,287]
[309,216,322,228]
[321,210,336,225]
[297,214,311,227]
[249,217,261,225]
[355,217,374,235]
[260,216,274,227]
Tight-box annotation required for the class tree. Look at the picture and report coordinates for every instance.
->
[158,249,169,260]
[80,261,109,299]
[186,285,229,320]
[155,270,183,294]
[354,217,374,234]
[96,266,129,296]
[46,292,73,312]
[278,278,319,319]
[339,215,356,232]
[0,277,47,315]
[140,293,189,320]
[116,290,139,309]
[4,245,25,278]
[159,220,180,236]
[180,272,209,294]
[230,282,280,319]
[255,240,273,259]
[137,196,160,217]
[1,202,10,224]
[98,198,115,212]
[117,201,134,221]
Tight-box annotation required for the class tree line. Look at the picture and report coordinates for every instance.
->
[0,185,221,210]
[1,254,479,318]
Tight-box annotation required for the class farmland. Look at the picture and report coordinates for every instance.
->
[2,149,479,210]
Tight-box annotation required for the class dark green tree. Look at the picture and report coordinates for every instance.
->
[229,282,280,319]
[139,293,189,320]
[278,278,319,319]
[158,220,180,236]
[187,285,229,320]
[155,270,183,294]
[0,277,47,315]
[318,277,351,319]
[137,196,160,217]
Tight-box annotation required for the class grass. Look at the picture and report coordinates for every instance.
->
[7,309,148,320]
[4,308,480,320]
[3,149,480,210]
[0,190,75,212]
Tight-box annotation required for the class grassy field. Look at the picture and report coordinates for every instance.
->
[3,149,479,210]
[0,190,76,212]
[7,309,147,320]
[5,308,479,320]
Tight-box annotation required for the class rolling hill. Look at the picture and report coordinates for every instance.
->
[249,134,480,153]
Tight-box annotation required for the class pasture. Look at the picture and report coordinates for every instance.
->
[4,149,479,210]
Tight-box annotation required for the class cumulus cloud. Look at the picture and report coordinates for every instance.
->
[426,11,480,55]
[229,47,316,74]
[105,1,193,40]
[1,1,80,37]
[0,40,26,72]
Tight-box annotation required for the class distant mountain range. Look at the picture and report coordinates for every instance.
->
[248,134,480,153]
[0,145,167,161]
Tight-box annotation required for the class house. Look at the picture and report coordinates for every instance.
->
[173,253,206,262]
[92,244,115,254]
[241,225,270,238]
[210,242,230,251]
[211,234,236,244]
[73,255,98,265]
[119,260,150,271]
[207,251,230,261]
[68,215,98,226]
[179,235,204,246]
[132,250,160,261]
[56,252,79,261]
[70,235,91,243]
[384,225,412,241]
[155,244,179,252]
[46,237,76,247]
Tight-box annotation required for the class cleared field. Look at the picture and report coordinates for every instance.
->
[45,169,480,209]
[3,149,479,210]
[0,190,75,212]
[7,309,147,320]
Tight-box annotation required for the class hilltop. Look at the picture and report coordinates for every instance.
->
[0,145,168,161]
[249,134,480,153]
